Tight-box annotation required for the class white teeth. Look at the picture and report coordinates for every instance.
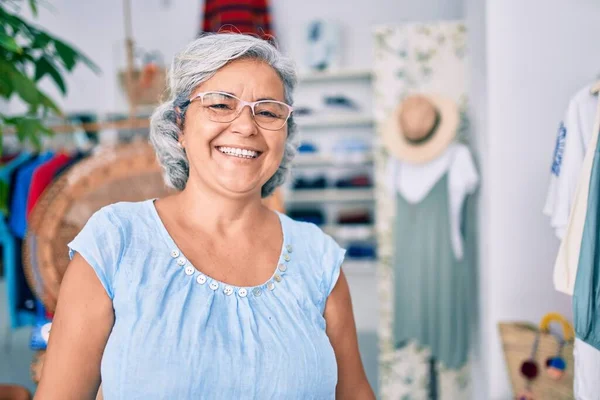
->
[217,147,259,159]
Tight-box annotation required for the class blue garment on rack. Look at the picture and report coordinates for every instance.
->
[574,125,600,350]
[9,151,54,239]
[0,152,35,328]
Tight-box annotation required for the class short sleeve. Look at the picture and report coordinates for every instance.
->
[319,233,346,308]
[67,207,124,299]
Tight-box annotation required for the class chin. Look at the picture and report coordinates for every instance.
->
[217,179,263,198]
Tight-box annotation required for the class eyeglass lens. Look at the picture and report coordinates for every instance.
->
[201,92,290,130]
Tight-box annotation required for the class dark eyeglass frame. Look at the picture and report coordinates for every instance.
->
[184,91,294,131]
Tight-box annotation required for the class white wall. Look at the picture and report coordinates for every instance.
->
[9,0,463,114]
[478,1,600,398]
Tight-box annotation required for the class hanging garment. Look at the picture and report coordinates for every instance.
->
[9,152,54,239]
[5,152,54,328]
[545,85,598,295]
[26,152,72,218]
[573,97,600,351]
[544,84,597,241]
[573,337,600,400]
[547,85,600,399]
[201,0,273,37]
[0,152,32,215]
[389,143,479,372]
[386,143,479,260]
[570,84,600,400]
[0,153,35,328]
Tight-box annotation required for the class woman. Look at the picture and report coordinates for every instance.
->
[35,33,375,399]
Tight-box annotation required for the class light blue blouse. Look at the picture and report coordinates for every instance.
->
[67,199,345,399]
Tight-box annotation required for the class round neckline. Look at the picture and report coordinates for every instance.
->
[146,198,290,293]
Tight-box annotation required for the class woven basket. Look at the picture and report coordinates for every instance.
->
[118,67,168,106]
[498,322,574,399]
[24,142,173,313]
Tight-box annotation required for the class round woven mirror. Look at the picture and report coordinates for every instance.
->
[24,142,173,313]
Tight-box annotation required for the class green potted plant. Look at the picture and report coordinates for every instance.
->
[0,0,99,153]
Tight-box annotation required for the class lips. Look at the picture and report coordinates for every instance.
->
[216,146,261,159]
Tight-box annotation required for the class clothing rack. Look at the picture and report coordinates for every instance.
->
[2,116,151,136]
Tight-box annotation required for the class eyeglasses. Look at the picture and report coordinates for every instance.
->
[185,91,294,131]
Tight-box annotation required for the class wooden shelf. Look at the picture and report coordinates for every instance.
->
[342,260,377,275]
[295,115,374,129]
[323,224,375,240]
[293,153,373,167]
[297,68,373,83]
[287,188,374,203]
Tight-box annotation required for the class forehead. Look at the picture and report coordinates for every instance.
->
[194,59,285,100]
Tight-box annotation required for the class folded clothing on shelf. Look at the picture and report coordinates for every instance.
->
[334,174,372,188]
[292,175,327,190]
[297,141,319,153]
[323,94,360,111]
[287,209,325,225]
[346,242,377,259]
[332,138,371,153]
[331,138,372,164]
[293,106,314,116]
[337,209,372,224]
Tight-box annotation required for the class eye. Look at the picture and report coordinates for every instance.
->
[257,110,278,118]
[208,103,233,110]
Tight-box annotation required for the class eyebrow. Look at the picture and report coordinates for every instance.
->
[214,91,281,102]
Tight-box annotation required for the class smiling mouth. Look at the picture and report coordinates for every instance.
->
[216,146,262,159]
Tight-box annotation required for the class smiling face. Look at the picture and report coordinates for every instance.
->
[180,58,288,199]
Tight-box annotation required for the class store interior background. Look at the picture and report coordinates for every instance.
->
[2,0,600,398]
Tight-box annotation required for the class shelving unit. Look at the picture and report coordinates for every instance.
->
[293,153,373,167]
[287,68,377,272]
[286,188,374,204]
[322,225,376,241]
[297,68,373,83]
[295,115,374,129]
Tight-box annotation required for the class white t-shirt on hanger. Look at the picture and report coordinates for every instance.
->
[544,84,597,240]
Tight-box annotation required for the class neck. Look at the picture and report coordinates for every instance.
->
[174,176,270,236]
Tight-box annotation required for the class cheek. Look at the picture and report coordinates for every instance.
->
[267,137,287,167]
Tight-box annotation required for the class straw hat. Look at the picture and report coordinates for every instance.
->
[382,93,459,164]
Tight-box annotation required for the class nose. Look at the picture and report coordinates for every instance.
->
[230,105,258,136]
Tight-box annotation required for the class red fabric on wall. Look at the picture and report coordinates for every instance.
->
[201,0,273,38]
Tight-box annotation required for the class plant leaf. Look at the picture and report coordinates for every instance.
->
[38,90,62,116]
[35,56,66,94]
[31,32,51,49]
[75,51,101,74]
[0,60,38,104]
[53,39,77,71]
[0,31,22,53]
[28,0,38,17]
[14,116,49,150]
[0,70,14,98]
[0,10,33,38]
[6,65,39,104]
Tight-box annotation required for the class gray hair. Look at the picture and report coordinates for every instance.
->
[149,33,298,198]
